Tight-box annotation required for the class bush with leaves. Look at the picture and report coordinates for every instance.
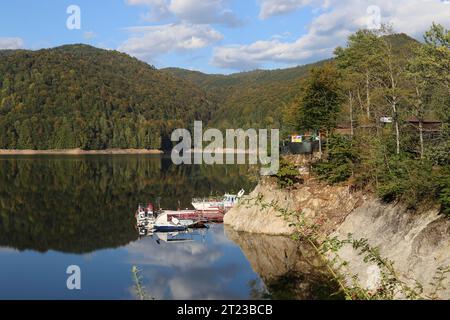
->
[273,158,300,188]
[438,168,450,216]
[376,156,441,209]
[313,134,359,184]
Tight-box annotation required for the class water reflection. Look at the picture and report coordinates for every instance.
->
[225,227,344,300]
[0,155,339,300]
[126,225,263,300]
[0,155,257,254]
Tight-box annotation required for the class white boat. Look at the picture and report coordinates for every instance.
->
[153,212,189,232]
[192,189,245,212]
[135,203,156,228]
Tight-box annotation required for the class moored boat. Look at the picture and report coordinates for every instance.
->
[134,193,237,236]
[135,203,156,229]
[153,212,190,232]
[191,189,245,212]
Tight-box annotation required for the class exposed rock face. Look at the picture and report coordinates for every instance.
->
[224,179,297,235]
[224,177,362,236]
[333,200,450,298]
[224,177,450,299]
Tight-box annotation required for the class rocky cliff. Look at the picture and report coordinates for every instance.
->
[224,177,363,236]
[333,199,450,298]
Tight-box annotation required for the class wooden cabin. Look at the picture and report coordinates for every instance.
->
[406,117,443,131]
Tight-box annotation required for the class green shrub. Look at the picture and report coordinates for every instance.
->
[426,140,450,166]
[376,156,441,209]
[313,134,359,184]
[438,168,450,216]
[274,158,300,188]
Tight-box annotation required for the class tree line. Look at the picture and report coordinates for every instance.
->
[284,24,450,214]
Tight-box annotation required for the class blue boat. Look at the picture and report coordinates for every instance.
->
[154,225,188,232]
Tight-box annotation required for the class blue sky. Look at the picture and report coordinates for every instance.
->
[1,0,449,74]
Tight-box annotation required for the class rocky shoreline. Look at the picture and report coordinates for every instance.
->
[224,177,450,299]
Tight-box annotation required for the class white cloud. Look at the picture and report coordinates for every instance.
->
[125,226,246,300]
[125,0,241,26]
[258,0,314,19]
[213,0,450,70]
[126,0,172,21]
[127,237,223,269]
[0,37,24,50]
[118,23,223,61]
[169,0,242,27]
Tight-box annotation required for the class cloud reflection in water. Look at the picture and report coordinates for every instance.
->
[126,225,264,300]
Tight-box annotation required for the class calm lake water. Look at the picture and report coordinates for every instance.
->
[0,155,340,300]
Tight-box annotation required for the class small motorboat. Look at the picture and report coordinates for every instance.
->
[154,213,188,232]
[135,202,213,235]
[192,189,245,212]
[135,203,157,234]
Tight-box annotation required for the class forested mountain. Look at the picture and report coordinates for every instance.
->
[164,33,418,132]
[164,61,329,131]
[0,45,213,150]
[0,34,424,150]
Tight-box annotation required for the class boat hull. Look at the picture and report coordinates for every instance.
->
[167,211,225,223]
[154,225,188,232]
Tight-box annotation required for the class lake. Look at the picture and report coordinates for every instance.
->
[0,155,340,300]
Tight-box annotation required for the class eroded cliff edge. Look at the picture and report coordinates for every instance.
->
[224,177,450,298]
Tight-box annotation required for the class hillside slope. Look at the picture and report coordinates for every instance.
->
[164,61,329,130]
[0,45,213,150]
[164,33,419,131]
[0,34,419,150]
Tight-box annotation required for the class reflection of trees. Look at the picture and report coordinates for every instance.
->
[0,156,257,254]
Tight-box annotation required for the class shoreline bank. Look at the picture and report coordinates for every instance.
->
[0,148,164,155]
[224,177,450,299]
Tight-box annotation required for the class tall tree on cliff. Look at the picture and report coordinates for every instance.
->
[374,26,410,155]
[414,24,450,128]
[405,27,443,159]
[414,24,450,165]
[417,23,450,93]
[334,30,382,122]
[294,63,343,155]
